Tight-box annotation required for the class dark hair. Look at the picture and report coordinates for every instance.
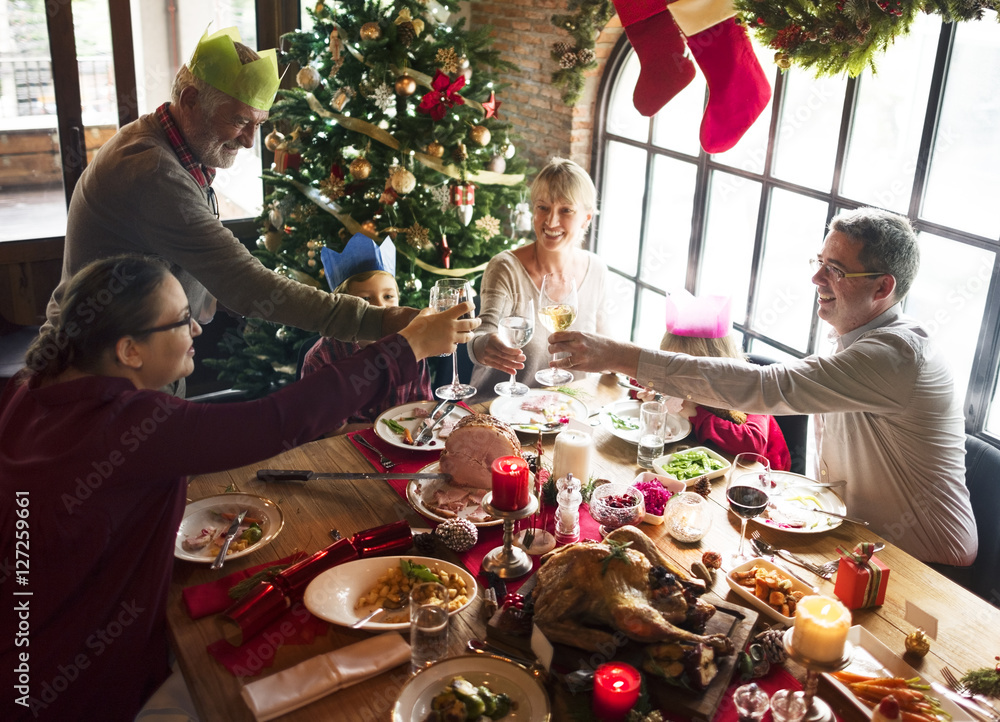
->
[830,207,920,300]
[22,255,173,381]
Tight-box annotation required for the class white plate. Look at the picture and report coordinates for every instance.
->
[392,655,550,721]
[303,556,477,631]
[406,461,503,527]
[824,626,970,722]
[652,446,732,487]
[752,471,846,533]
[726,557,816,624]
[489,388,588,434]
[373,401,472,451]
[174,493,283,563]
[600,399,691,445]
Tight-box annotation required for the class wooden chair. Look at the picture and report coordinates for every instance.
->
[964,435,1000,606]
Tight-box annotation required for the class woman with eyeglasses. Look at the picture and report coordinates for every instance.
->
[0,255,478,722]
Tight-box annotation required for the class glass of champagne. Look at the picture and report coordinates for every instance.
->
[494,294,535,397]
[726,452,772,567]
[534,273,578,387]
[431,278,477,401]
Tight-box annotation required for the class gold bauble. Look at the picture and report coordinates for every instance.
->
[904,628,931,657]
[389,167,417,195]
[775,51,792,70]
[360,22,382,41]
[469,125,491,147]
[394,74,417,97]
[349,157,372,180]
[425,141,445,158]
[264,130,284,152]
[361,220,378,235]
[264,230,283,252]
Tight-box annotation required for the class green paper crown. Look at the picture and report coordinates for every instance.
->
[188,27,279,111]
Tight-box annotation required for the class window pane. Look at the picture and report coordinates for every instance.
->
[641,155,696,290]
[752,189,827,351]
[604,272,637,341]
[596,140,647,277]
[606,51,649,143]
[697,171,761,317]
[636,286,666,349]
[710,38,775,174]
[747,340,799,364]
[921,11,1000,239]
[840,13,940,212]
[772,69,846,191]
[905,233,992,409]
[651,58,705,157]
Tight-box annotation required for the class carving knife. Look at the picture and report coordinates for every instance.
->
[256,469,452,483]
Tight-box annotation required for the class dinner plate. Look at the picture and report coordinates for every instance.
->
[600,399,691,445]
[406,461,503,527]
[752,471,846,533]
[726,557,816,624]
[174,493,283,563]
[303,556,477,631]
[652,446,732,487]
[392,655,550,721]
[489,388,588,434]
[373,401,472,451]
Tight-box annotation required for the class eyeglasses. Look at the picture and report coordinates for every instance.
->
[809,258,886,281]
[207,186,219,219]
[137,314,195,336]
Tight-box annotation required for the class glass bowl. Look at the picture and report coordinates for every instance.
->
[589,483,645,536]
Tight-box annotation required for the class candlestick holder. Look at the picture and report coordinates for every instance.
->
[481,492,538,578]
[782,628,853,722]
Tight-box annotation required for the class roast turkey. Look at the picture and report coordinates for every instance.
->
[439,414,521,489]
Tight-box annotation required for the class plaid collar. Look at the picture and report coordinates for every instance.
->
[155,102,216,188]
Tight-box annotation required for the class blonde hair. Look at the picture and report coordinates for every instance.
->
[334,269,398,296]
[530,157,597,214]
[660,330,744,361]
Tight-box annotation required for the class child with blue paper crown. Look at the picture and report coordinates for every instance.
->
[300,234,433,434]
[636,291,790,471]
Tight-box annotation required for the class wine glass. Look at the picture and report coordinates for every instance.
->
[726,452,772,567]
[494,294,535,397]
[534,273,578,387]
[431,278,477,401]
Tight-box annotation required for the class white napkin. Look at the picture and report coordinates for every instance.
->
[240,632,411,721]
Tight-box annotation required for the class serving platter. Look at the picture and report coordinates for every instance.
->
[600,398,691,445]
[726,557,816,624]
[754,471,846,533]
[406,461,502,527]
[373,400,472,451]
[489,388,588,434]
[174,493,283,563]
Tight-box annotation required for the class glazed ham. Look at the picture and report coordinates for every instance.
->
[439,414,521,489]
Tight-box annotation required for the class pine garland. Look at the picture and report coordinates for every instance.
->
[550,0,616,105]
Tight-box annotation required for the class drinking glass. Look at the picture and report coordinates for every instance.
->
[726,452,772,566]
[636,401,668,469]
[494,294,535,397]
[431,279,477,400]
[534,273,578,386]
[409,581,450,675]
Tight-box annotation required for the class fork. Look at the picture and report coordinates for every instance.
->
[354,435,396,470]
[942,666,1000,718]
[751,531,838,578]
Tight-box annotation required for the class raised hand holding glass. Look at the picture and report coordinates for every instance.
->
[432,279,477,401]
[535,273,578,387]
[494,294,534,397]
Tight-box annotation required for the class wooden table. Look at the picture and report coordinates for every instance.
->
[166,372,1000,721]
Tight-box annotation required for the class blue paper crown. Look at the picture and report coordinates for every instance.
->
[321,234,397,292]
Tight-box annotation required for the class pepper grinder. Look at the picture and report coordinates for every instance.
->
[554,473,582,545]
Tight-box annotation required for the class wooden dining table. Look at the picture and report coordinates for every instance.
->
[165,372,1000,722]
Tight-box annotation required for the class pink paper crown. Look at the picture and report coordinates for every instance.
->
[665,291,732,338]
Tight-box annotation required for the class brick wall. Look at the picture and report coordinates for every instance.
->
[469,1,624,176]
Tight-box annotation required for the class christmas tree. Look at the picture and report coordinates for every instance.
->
[207,0,532,397]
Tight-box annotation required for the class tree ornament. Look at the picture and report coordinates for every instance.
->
[268,207,283,229]
[314,0,325,15]
[469,125,491,146]
[451,182,475,226]
[394,74,417,96]
[331,87,354,112]
[425,140,445,158]
[349,157,372,180]
[436,47,460,74]
[360,22,381,41]
[440,233,452,269]
[904,629,931,657]
[307,259,317,267]
[394,8,424,46]
[319,175,346,200]
[361,220,377,235]
[474,215,501,238]
[389,166,416,194]
[264,129,284,152]
[430,184,451,212]
[404,221,431,250]
[263,230,282,252]
[502,140,516,159]
[481,91,501,120]
[418,71,466,121]
[434,518,478,553]
[296,66,321,91]
[276,326,292,342]
[775,52,792,70]
[379,180,399,206]
[373,83,395,111]
[512,201,531,232]
[487,155,506,174]
[452,141,468,163]
[459,55,472,83]
[403,273,422,294]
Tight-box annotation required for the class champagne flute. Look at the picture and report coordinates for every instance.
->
[534,273,578,387]
[494,294,535,397]
[726,452,772,567]
[432,278,477,401]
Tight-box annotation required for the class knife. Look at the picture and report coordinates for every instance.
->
[413,401,457,446]
[210,510,248,570]
[256,469,453,483]
[930,682,997,722]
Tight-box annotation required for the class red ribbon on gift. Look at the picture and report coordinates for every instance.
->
[836,542,882,607]
[418,70,466,121]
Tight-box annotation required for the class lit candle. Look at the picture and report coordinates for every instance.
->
[791,594,852,662]
[552,429,593,485]
[490,455,530,511]
[593,662,641,721]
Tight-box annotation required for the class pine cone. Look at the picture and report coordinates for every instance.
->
[692,477,712,499]
[577,48,596,65]
[559,52,578,69]
[397,21,416,46]
[434,518,478,552]
[413,532,437,554]
[552,41,572,57]
[452,141,468,162]
[755,628,789,665]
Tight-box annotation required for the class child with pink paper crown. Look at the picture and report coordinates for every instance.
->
[300,234,433,434]
[636,291,790,470]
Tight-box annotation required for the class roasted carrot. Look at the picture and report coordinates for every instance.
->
[853,677,913,688]
[900,711,939,722]
[403,427,414,445]
[833,671,878,684]
[849,685,925,703]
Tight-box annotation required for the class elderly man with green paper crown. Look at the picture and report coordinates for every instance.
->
[45,27,418,395]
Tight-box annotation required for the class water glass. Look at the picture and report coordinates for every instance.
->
[409,582,449,675]
[636,401,667,468]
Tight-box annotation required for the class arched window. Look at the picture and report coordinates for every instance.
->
[592,12,1000,439]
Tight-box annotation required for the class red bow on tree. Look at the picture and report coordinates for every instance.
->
[418,71,466,121]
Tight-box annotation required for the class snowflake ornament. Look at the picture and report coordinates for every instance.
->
[430,184,451,212]
[372,83,395,111]
[474,215,501,238]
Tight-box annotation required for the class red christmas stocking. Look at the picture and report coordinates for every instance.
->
[612,0,696,117]
[670,0,771,153]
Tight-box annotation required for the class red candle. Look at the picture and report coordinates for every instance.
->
[593,662,641,721]
[490,455,530,511]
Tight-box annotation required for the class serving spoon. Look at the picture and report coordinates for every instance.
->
[350,597,404,628]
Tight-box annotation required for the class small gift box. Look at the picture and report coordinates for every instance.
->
[834,542,890,609]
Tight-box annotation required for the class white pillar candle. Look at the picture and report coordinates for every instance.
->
[552,429,593,485]
[791,595,852,662]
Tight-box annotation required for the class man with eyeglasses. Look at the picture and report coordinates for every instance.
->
[548,207,977,574]
[44,28,418,396]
